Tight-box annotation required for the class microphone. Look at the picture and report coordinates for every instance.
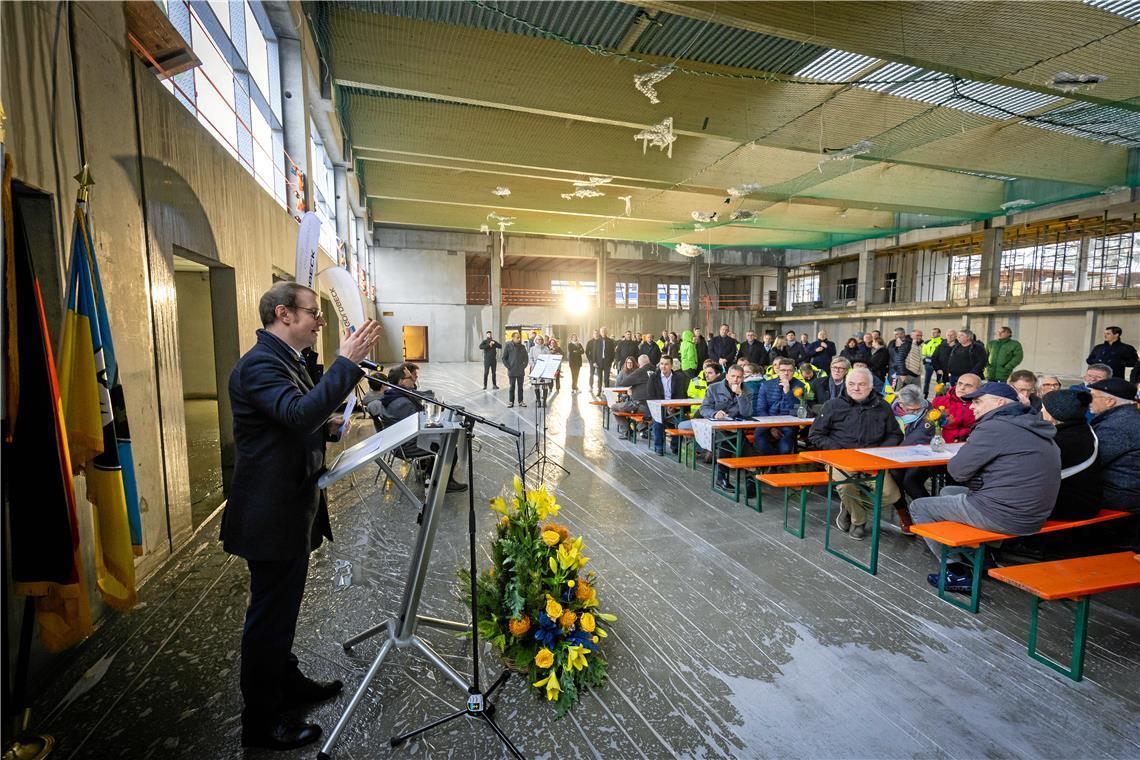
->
[360,359,381,372]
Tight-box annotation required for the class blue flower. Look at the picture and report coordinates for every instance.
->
[533,611,562,649]
[565,628,597,651]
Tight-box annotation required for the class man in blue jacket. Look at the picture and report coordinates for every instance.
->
[754,357,808,455]
[223,282,379,750]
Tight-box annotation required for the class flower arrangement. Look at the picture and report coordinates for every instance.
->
[462,477,615,718]
[926,406,948,451]
[934,382,946,395]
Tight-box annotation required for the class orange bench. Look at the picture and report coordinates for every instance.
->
[715,453,811,508]
[664,428,696,467]
[589,399,610,429]
[612,411,647,443]
[988,552,1140,681]
[756,471,831,537]
[910,509,1131,613]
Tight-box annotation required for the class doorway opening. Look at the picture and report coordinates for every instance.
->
[403,325,428,361]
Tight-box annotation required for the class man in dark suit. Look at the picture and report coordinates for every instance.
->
[708,323,738,369]
[648,356,690,455]
[223,282,379,750]
[591,326,617,394]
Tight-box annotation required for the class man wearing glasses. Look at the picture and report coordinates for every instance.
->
[223,282,380,750]
[1039,376,1062,396]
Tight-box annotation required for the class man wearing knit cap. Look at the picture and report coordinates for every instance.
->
[910,381,1060,593]
[1087,377,1140,522]
[1040,390,1102,521]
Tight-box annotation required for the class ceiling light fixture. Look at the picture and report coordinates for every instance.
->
[634,117,676,157]
[634,64,675,104]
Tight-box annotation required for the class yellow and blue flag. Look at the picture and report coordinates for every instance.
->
[58,202,141,611]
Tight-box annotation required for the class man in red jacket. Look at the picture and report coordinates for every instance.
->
[931,373,981,442]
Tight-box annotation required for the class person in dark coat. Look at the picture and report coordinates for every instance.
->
[739,330,769,366]
[648,355,690,454]
[585,329,599,392]
[1041,389,1103,521]
[1086,326,1138,380]
[810,357,850,413]
[637,333,662,366]
[502,331,530,407]
[808,368,903,539]
[693,327,710,367]
[708,323,738,369]
[1088,378,1140,516]
[223,283,379,750]
[754,357,809,455]
[478,331,501,389]
[591,327,617,394]
[614,330,639,371]
[944,329,987,384]
[566,333,585,392]
[839,337,869,365]
[806,329,837,370]
[785,330,805,365]
[866,337,890,381]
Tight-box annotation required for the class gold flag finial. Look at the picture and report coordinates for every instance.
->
[74,164,95,202]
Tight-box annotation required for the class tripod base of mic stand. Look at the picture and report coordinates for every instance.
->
[390,670,523,759]
[317,617,472,759]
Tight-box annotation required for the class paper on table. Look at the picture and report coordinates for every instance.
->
[603,387,629,406]
[338,394,358,439]
[690,417,752,450]
[856,443,965,463]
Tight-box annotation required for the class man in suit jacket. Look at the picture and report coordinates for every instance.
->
[223,282,379,750]
[591,326,617,394]
[647,355,691,454]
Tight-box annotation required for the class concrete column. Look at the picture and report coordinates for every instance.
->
[490,240,502,338]
[1077,235,1091,292]
[855,247,875,311]
[278,36,310,212]
[775,267,788,313]
[689,258,700,329]
[334,166,349,268]
[978,226,1003,304]
[596,241,608,331]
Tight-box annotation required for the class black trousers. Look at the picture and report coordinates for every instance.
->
[508,374,524,402]
[241,555,310,725]
[568,361,581,389]
[483,360,498,387]
[596,366,611,393]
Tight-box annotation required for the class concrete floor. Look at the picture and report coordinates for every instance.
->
[30,362,1140,759]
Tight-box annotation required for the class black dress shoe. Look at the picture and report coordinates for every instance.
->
[241,717,323,750]
[282,675,344,708]
[446,479,469,493]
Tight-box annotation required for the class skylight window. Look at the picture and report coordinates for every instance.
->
[856,65,1062,119]
[1082,0,1140,21]
[793,49,879,82]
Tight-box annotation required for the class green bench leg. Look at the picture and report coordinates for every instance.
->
[783,487,807,538]
[936,543,985,613]
[824,470,884,575]
[744,473,763,513]
[602,407,610,430]
[1028,595,1090,682]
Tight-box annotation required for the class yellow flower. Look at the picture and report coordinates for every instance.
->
[592,635,599,644]
[579,612,596,633]
[595,627,608,638]
[548,556,558,573]
[489,496,508,516]
[533,669,561,701]
[793,387,803,398]
[565,644,589,672]
[934,383,945,395]
[545,595,563,620]
[559,610,577,630]
[566,579,576,588]
[926,408,942,423]
[545,523,571,542]
[528,487,560,520]
[499,515,510,529]
[513,475,525,498]
[509,615,531,637]
[541,530,561,546]
[534,647,554,669]
[557,537,589,571]
[575,581,595,603]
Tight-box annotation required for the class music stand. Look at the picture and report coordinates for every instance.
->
[525,355,568,479]
[317,382,525,760]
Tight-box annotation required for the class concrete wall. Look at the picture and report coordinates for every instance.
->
[174,271,218,398]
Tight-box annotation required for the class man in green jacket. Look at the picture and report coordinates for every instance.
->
[679,329,698,374]
[985,326,1023,382]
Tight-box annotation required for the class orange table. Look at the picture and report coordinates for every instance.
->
[800,446,957,575]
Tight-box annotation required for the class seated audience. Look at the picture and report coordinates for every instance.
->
[649,356,689,455]
[811,357,850,412]
[687,362,719,400]
[808,367,902,540]
[1007,369,1042,413]
[910,382,1060,593]
[1041,389,1103,521]
[379,363,466,492]
[699,365,753,490]
[931,373,980,442]
[612,355,654,441]
[1039,375,1062,396]
[754,358,809,455]
[1079,363,1113,389]
[889,384,936,532]
[614,356,638,385]
[850,359,885,394]
[1088,378,1140,519]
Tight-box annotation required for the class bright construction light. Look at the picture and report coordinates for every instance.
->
[563,288,589,316]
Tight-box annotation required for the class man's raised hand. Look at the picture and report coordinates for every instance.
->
[339,320,381,364]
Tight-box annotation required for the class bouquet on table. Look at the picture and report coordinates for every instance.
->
[462,477,615,718]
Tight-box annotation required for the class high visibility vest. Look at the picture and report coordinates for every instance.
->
[921,337,942,358]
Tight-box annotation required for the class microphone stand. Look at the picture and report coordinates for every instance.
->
[332,371,525,759]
